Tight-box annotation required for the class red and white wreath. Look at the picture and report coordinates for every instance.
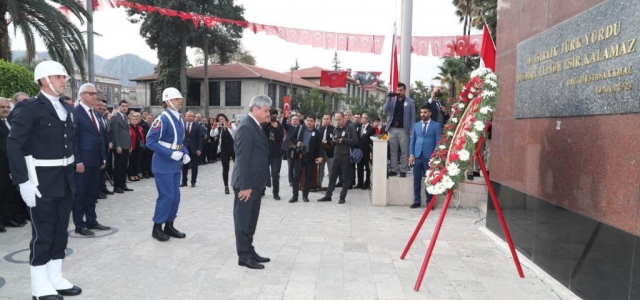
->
[425,68,498,195]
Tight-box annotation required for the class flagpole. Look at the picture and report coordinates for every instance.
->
[87,0,95,83]
[400,0,413,95]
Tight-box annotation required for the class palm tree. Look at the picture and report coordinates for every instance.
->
[453,0,474,37]
[433,58,470,103]
[1,0,91,79]
[471,0,497,42]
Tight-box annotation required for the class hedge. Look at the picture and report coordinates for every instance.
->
[0,59,39,99]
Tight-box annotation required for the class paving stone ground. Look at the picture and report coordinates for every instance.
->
[0,161,558,300]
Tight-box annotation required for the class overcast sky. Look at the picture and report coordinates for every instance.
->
[9,0,480,86]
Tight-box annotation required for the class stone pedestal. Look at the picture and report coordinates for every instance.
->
[370,137,388,206]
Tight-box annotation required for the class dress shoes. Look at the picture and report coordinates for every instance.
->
[399,172,407,178]
[274,195,281,200]
[164,222,186,238]
[191,183,196,188]
[57,285,82,296]
[180,183,188,187]
[410,204,420,209]
[103,189,114,195]
[361,185,370,190]
[122,187,134,192]
[143,174,150,179]
[355,184,363,189]
[5,220,26,227]
[152,224,170,241]
[74,228,95,236]
[252,252,270,263]
[302,196,310,202]
[288,197,298,203]
[0,224,6,232]
[87,223,110,231]
[32,295,63,300]
[97,193,107,200]
[113,188,124,194]
[388,171,398,177]
[225,186,230,194]
[238,258,264,270]
[338,199,345,204]
[318,196,332,202]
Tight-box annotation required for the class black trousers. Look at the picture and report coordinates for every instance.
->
[267,156,282,197]
[326,155,353,200]
[73,166,100,229]
[113,149,130,189]
[181,153,199,184]
[141,148,154,176]
[209,140,219,162]
[292,159,315,198]
[128,148,142,177]
[233,187,262,259]
[287,158,295,184]
[221,151,235,187]
[29,182,73,266]
[357,151,371,186]
[201,142,209,164]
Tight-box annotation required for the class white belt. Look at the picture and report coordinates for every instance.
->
[33,155,75,167]
[158,141,183,150]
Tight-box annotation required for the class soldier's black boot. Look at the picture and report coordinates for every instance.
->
[152,223,170,241]
[164,222,186,238]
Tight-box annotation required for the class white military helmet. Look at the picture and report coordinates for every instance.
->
[33,61,69,83]
[162,87,183,101]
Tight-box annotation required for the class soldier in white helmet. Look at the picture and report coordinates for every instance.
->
[7,60,82,299]
[145,87,190,241]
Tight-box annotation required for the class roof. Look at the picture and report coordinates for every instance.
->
[130,63,338,93]
[288,66,327,79]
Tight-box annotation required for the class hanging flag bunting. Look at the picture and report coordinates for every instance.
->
[320,70,349,88]
[354,72,382,91]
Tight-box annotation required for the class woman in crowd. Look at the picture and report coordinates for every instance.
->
[210,113,236,194]
[206,118,218,164]
[128,112,145,182]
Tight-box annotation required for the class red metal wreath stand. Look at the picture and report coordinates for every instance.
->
[400,123,525,291]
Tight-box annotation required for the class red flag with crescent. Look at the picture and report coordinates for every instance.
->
[320,70,348,88]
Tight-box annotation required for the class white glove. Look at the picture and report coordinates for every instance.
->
[182,154,191,165]
[170,151,183,161]
[19,182,41,208]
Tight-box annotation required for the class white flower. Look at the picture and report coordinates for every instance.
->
[485,73,497,81]
[426,185,436,195]
[434,183,447,194]
[451,118,458,124]
[438,145,446,150]
[432,160,440,165]
[466,131,479,143]
[468,93,474,99]
[479,106,493,114]
[471,68,490,78]
[481,90,496,99]
[441,176,455,189]
[447,163,461,177]
[458,103,465,109]
[485,80,498,88]
[451,107,457,113]
[446,131,454,137]
[474,121,485,131]
[458,149,470,161]
[470,87,477,93]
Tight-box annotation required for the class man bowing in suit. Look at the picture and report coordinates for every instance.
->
[73,83,110,236]
[232,95,272,270]
[181,111,202,187]
[409,105,441,209]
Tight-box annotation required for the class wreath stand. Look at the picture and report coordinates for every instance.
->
[400,123,525,291]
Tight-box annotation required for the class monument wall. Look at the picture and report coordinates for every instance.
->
[488,1,640,299]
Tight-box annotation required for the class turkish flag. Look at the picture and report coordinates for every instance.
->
[298,29,312,45]
[468,34,483,55]
[287,28,299,43]
[347,34,361,52]
[336,33,348,51]
[373,35,385,54]
[480,24,496,71]
[312,31,325,48]
[179,12,191,22]
[415,37,431,56]
[324,32,336,49]
[265,25,278,36]
[277,27,288,41]
[320,70,348,88]
[442,36,456,57]
[249,23,265,34]
[359,35,373,53]
[283,95,291,116]
[146,5,157,13]
[203,17,216,28]
[455,36,470,56]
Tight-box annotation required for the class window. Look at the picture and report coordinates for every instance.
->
[187,81,201,106]
[365,91,370,104]
[150,82,160,106]
[225,81,242,106]
[279,85,288,103]
[268,83,277,101]
[209,82,221,106]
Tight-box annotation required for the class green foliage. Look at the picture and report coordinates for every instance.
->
[1,0,90,80]
[471,0,497,42]
[433,57,479,102]
[194,46,256,66]
[0,60,39,98]
[410,80,430,119]
[292,89,331,118]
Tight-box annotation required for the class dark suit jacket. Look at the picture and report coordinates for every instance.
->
[427,98,450,124]
[97,113,111,147]
[7,93,75,197]
[232,116,269,191]
[290,126,325,160]
[0,119,10,174]
[109,111,131,149]
[183,121,203,155]
[318,125,335,158]
[74,104,106,167]
[356,123,375,155]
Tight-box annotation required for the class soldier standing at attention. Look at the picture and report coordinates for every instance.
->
[8,60,82,299]
[145,87,191,242]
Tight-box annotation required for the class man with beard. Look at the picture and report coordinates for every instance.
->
[288,115,324,203]
[263,108,284,200]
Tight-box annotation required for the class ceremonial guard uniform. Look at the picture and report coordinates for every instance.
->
[8,61,82,299]
[146,87,190,241]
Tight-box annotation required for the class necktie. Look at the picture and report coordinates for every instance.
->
[323,127,327,140]
[89,109,99,134]
[423,122,428,135]
[187,123,191,135]
[2,118,9,130]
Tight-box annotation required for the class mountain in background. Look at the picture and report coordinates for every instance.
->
[12,51,156,86]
